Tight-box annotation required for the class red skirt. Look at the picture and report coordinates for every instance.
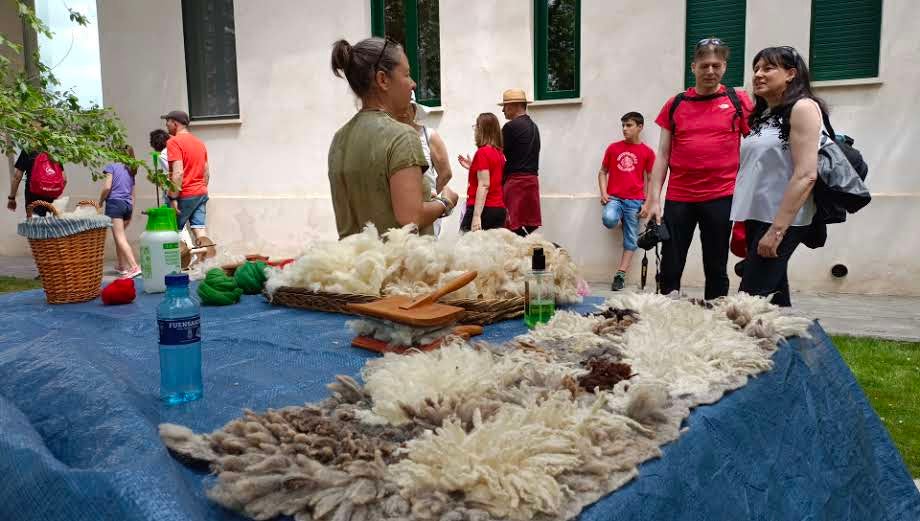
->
[503,174,542,230]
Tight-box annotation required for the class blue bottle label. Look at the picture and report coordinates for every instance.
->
[158,316,201,345]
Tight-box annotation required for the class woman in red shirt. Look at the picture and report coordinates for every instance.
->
[459,113,506,232]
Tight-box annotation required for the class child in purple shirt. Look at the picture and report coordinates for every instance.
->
[98,145,140,278]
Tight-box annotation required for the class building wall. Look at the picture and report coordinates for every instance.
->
[1,1,25,206]
[5,0,918,295]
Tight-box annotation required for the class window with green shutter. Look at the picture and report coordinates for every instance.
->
[371,0,441,107]
[534,0,580,100]
[809,0,881,81]
[684,0,746,89]
[182,0,240,120]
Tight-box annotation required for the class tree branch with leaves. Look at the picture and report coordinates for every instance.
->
[1,0,172,191]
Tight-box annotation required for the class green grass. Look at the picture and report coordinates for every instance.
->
[833,335,920,477]
[0,276,42,294]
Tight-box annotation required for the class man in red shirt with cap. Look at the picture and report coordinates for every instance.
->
[162,110,214,262]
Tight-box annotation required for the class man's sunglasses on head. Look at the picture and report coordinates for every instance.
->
[696,38,724,49]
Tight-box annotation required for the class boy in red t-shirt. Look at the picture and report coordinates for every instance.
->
[597,112,656,291]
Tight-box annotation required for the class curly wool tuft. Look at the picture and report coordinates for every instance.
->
[360,341,528,425]
[391,391,654,520]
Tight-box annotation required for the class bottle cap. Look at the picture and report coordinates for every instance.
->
[532,247,546,271]
[165,272,189,287]
[145,206,178,232]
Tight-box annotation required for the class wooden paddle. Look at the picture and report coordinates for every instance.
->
[346,271,478,327]
[351,325,484,354]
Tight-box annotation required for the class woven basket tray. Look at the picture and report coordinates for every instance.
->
[23,200,108,304]
[267,286,524,326]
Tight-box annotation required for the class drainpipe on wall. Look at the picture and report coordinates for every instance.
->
[21,0,39,84]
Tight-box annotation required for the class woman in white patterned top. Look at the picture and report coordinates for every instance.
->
[730,46,826,307]
[397,93,453,236]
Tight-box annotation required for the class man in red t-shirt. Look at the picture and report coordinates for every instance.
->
[161,110,212,246]
[596,112,655,291]
[641,39,753,299]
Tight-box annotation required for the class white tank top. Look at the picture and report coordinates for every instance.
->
[731,99,822,227]
[417,126,442,236]
[419,126,437,196]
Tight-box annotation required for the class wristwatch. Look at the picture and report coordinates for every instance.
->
[433,195,454,217]
[7,195,15,201]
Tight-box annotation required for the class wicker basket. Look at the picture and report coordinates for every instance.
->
[23,200,109,304]
[267,286,524,326]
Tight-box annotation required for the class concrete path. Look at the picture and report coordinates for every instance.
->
[1,255,917,341]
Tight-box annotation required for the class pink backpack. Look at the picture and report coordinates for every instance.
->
[28,152,66,199]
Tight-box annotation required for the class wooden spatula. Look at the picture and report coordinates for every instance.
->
[346,271,478,327]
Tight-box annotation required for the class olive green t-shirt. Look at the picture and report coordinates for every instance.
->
[328,110,432,239]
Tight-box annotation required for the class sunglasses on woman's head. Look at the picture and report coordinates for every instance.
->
[779,45,800,61]
[374,37,398,71]
[696,38,724,49]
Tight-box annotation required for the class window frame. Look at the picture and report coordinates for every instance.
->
[181,0,241,121]
[533,0,581,101]
[808,0,882,82]
[371,0,441,107]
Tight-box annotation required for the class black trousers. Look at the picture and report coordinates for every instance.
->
[739,220,806,307]
[512,225,539,237]
[460,206,507,232]
[660,196,733,300]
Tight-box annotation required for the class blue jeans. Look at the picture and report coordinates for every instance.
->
[602,197,642,251]
[177,195,208,230]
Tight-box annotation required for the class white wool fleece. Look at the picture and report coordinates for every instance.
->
[361,343,526,425]
[390,391,648,520]
[601,293,810,402]
[265,225,582,303]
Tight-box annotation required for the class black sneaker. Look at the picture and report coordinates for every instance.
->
[611,272,626,291]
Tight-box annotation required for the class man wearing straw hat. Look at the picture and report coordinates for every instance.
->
[464,88,542,235]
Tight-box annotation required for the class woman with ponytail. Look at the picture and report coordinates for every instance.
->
[328,37,458,238]
[99,144,141,278]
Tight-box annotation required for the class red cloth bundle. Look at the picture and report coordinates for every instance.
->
[101,278,136,305]
[731,221,747,259]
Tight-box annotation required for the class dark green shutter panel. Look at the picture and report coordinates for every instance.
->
[810,0,881,81]
[182,0,240,120]
[684,0,747,89]
[370,0,441,106]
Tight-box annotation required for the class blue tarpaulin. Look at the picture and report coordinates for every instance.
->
[1,284,918,521]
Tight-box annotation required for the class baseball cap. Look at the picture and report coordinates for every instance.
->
[160,110,190,126]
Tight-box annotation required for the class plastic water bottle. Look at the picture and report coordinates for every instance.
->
[157,273,202,405]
